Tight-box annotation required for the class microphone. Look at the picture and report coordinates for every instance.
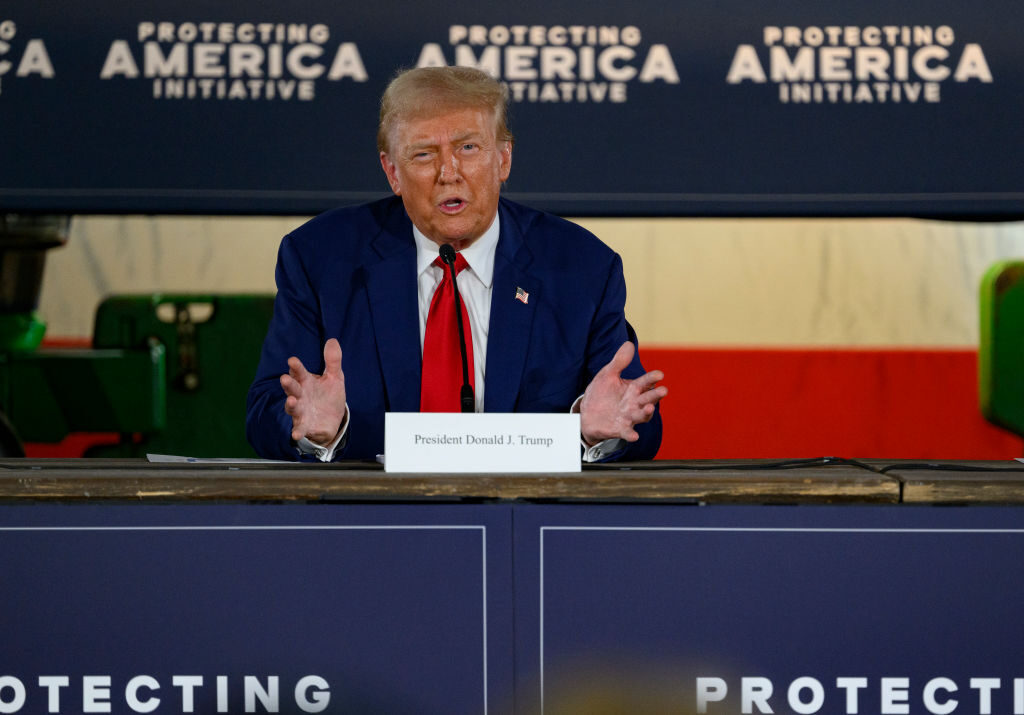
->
[439,244,475,413]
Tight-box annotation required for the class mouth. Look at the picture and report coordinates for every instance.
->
[438,197,466,215]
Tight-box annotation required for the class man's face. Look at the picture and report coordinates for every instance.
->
[380,106,512,250]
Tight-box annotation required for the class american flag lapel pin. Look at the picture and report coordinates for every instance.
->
[515,286,529,304]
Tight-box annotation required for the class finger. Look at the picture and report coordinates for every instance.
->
[285,397,306,441]
[643,369,665,386]
[621,376,663,404]
[279,374,302,398]
[634,385,668,406]
[634,402,657,424]
[617,391,664,432]
[323,338,343,378]
[628,369,665,394]
[287,355,309,382]
[598,341,635,378]
[619,400,654,426]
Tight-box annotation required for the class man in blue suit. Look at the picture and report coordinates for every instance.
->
[246,66,667,462]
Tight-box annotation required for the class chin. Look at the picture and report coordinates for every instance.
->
[445,237,475,252]
[434,227,478,249]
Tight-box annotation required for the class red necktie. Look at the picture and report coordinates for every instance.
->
[420,253,474,412]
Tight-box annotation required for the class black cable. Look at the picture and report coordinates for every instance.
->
[877,462,1024,474]
[582,456,860,471]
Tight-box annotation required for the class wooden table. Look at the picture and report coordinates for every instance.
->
[0,457,900,503]
[860,458,1024,503]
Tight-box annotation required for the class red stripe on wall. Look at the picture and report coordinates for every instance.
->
[24,344,1022,460]
[642,347,1023,460]
[24,433,124,458]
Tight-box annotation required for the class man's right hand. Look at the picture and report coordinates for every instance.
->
[280,338,347,445]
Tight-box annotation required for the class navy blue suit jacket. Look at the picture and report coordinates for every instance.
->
[246,196,662,461]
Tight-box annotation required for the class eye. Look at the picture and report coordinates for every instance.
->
[461,143,478,152]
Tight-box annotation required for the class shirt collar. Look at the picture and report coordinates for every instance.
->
[413,212,499,289]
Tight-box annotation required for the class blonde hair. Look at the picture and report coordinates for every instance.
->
[377,66,513,154]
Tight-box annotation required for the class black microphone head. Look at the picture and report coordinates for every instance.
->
[439,243,456,265]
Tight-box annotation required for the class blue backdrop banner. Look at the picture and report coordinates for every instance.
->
[0,1,1021,216]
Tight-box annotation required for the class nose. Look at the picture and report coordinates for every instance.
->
[438,151,461,182]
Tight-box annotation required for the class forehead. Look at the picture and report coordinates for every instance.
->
[390,106,497,149]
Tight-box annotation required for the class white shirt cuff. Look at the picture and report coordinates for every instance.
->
[582,437,627,463]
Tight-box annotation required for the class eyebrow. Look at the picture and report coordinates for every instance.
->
[406,130,485,153]
[450,130,483,144]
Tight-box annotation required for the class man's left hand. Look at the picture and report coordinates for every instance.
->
[580,341,667,446]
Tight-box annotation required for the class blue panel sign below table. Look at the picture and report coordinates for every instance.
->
[0,1,1021,216]
[0,504,514,715]
[513,504,1024,714]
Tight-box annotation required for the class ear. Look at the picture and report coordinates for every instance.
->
[498,141,513,183]
[379,152,402,195]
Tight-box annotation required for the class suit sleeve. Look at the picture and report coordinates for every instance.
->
[583,252,663,461]
[246,233,332,461]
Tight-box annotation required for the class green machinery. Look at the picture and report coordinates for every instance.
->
[979,259,1024,440]
[0,215,275,457]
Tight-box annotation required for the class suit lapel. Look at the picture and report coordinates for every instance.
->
[365,209,421,412]
[485,203,536,412]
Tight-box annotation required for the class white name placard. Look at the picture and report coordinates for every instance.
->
[384,412,581,473]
